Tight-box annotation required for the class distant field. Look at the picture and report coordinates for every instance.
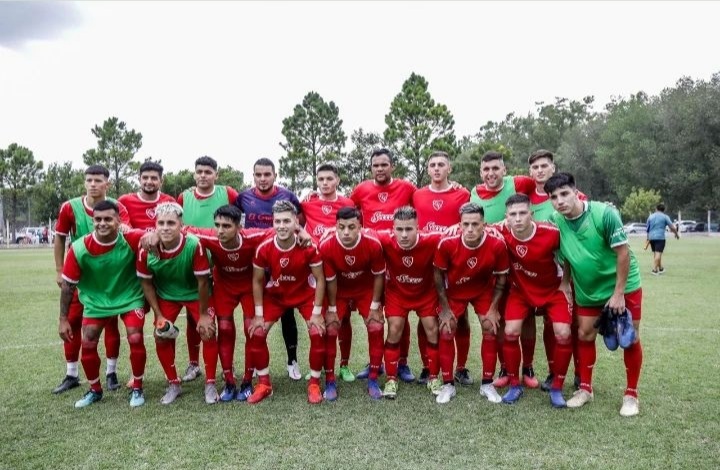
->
[0,238,718,469]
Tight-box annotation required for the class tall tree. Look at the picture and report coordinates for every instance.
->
[338,128,384,192]
[162,170,195,199]
[0,143,43,233]
[384,73,457,187]
[83,116,143,198]
[217,165,247,192]
[30,161,85,224]
[279,91,346,192]
[621,188,662,222]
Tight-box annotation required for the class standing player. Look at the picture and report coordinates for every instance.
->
[235,158,304,380]
[412,151,473,386]
[645,203,679,275]
[58,200,148,408]
[137,202,218,405]
[320,207,386,400]
[118,161,177,230]
[176,156,239,383]
[247,201,326,404]
[52,165,130,394]
[496,194,573,407]
[546,173,643,417]
[433,203,510,404]
[301,163,356,382]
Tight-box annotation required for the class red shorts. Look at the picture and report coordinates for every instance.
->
[505,289,572,324]
[211,287,254,319]
[82,307,146,329]
[263,296,316,323]
[575,288,642,321]
[336,294,373,320]
[157,298,215,324]
[384,292,438,318]
[448,292,492,318]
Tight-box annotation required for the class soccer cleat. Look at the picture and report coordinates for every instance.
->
[247,383,273,404]
[204,383,219,404]
[658,267,666,275]
[436,383,457,404]
[617,309,637,349]
[479,383,503,404]
[573,375,580,391]
[323,381,338,402]
[427,378,442,396]
[155,319,180,339]
[454,368,474,386]
[160,383,182,405]
[106,372,120,391]
[287,360,302,381]
[619,395,640,417]
[566,389,593,408]
[540,374,554,392]
[397,364,415,383]
[307,383,323,404]
[493,369,509,388]
[129,388,145,408]
[52,375,80,395]
[416,367,430,385]
[356,363,384,380]
[219,383,238,402]
[549,389,567,408]
[367,379,383,400]
[502,385,524,404]
[125,378,134,389]
[182,364,202,382]
[603,317,620,351]
[74,389,103,408]
[383,379,398,399]
[304,371,312,381]
[338,366,356,383]
[522,367,540,389]
[236,382,253,402]
[650,269,660,276]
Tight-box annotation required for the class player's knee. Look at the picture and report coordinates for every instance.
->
[554,324,571,343]
[127,332,144,346]
[440,330,455,342]
[218,318,235,334]
[308,325,324,339]
[82,327,101,342]
[366,321,384,334]
[326,323,340,337]
[81,338,99,350]
[251,327,268,341]
[504,333,520,343]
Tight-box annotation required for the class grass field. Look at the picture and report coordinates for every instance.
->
[0,238,718,469]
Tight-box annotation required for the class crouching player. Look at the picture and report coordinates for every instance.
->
[248,201,326,404]
[496,194,572,407]
[58,200,148,408]
[137,202,218,405]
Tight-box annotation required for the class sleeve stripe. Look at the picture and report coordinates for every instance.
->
[61,274,79,284]
[194,269,211,276]
[137,272,153,279]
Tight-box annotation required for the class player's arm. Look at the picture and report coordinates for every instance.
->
[558,259,573,304]
[608,245,630,314]
[667,217,680,239]
[249,266,266,337]
[433,267,455,334]
[53,233,67,288]
[196,273,215,340]
[307,264,326,334]
[140,278,164,327]
[483,273,507,335]
[58,280,76,342]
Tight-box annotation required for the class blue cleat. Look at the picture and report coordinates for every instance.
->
[356,363,385,380]
[540,373,554,392]
[323,381,338,402]
[75,389,103,409]
[129,388,145,408]
[367,379,383,400]
[236,382,253,402]
[501,385,524,404]
[220,383,237,402]
[397,364,415,383]
[603,315,619,351]
[549,388,567,408]
[617,309,637,349]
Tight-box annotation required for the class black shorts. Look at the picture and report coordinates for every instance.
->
[649,240,666,253]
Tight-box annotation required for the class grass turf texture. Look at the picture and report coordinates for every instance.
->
[0,238,718,469]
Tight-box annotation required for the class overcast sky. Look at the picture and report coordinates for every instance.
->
[1,1,718,183]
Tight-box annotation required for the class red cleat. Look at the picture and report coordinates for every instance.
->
[522,367,540,389]
[247,383,273,404]
[493,369,509,388]
[307,383,323,404]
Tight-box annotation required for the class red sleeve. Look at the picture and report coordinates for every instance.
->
[349,185,362,207]
[322,253,337,280]
[513,176,536,195]
[61,246,82,283]
[192,240,211,275]
[252,244,268,269]
[176,193,184,205]
[136,249,152,278]
[493,239,511,274]
[578,190,588,201]
[117,201,131,225]
[370,242,386,274]
[55,202,75,236]
[433,240,451,270]
[308,246,322,267]
[122,230,147,254]
[185,226,217,238]
[226,187,240,204]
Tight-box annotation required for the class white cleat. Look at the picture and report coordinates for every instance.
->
[287,360,302,381]
[436,383,457,404]
[182,364,202,382]
[567,389,594,408]
[204,383,219,404]
[479,383,502,404]
[619,395,640,417]
[160,383,182,405]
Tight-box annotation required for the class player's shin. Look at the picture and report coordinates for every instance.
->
[155,337,180,383]
[623,340,642,398]
[438,330,456,384]
[481,334,498,383]
[551,334,572,391]
[503,333,521,386]
[81,337,102,392]
[217,318,236,384]
[127,331,146,389]
[366,321,385,380]
[104,316,121,360]
[307,325,326,385]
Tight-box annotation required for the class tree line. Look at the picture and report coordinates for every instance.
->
[2,71,719,235]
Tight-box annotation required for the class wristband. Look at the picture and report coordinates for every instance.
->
[312,305,322,316]
[254,306,264,317]
[370,301,381,310]
[327,306,337,313]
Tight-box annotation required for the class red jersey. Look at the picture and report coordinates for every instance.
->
[319,229,386,299]
[412,186,470,232]
[301,193,355,241]
[136,234,211,279]
[434,233,510,301]
[62,230,145,283]
[253,236,323,306]
[377,231,443,300]
[350,178,416,230]
[497,222,563,306]
[117,192,177,230]
[55,196,131,238]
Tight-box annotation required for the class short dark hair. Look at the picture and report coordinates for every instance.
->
[528,149,554,165]
[139,161,164,177]
[656,203,666,212]
[93,199,119,214]
[272,200,297,215]
[505,193,530,207]
[371,148,394,165]
[85,165,110,178]
[393,206,417,221]
[481,151,504,164]
[544,172,576,194]
[195,156,218,171]
[459,202,484,218]
[214,204,243,224]
[336,206,361,221]
[428,150,450,161]
[317,163,339,176]
[254,158,276,172]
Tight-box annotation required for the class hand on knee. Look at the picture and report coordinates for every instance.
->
[366,321,384,334]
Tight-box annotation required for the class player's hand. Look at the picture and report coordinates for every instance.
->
[605,293,625,316]
[558,281,573,305]
[297,228,313,247]
[675,233,680,240]
[248,316,266,338]
[325,309,340,330]
[197,314,216,340]
[307,314,326,337]
[438,309,456,334]
[55,271,63,289]
[481,309,500,335]
[140,231,161,256]
[119,223,132,233]
[485,225,503,239]
[58,317,73,342]
[449,180,464,190]
[367,307,385,326]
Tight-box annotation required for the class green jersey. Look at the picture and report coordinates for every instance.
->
[470,176,517,224]
[181,186,230,228]
[144,234,204,302]
[550,202,641,307]
[69,196,121,242]
[531,199,555,222]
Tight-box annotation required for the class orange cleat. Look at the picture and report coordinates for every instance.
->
[307,383,323,404]
[247,383,273,404]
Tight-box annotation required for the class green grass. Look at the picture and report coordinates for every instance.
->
[0,238,719,469]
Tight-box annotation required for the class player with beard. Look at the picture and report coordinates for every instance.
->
[118,161,176,230]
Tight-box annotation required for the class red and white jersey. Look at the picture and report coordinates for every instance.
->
[350,179,416,230]
[136,234,211,278]
[413,186,470,232]
[187,226,271,296]
[62,230,145,283]
[497,222,563,305]
[117,192,177,231]
[301,193,355,241]
[55,196,131,238]
[434,233,510,301]
[253,236,322,305]
[377,231,443,300]
[319,229,385,299]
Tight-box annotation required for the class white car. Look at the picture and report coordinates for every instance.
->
[676,220,697,233]
[623,222,646,234]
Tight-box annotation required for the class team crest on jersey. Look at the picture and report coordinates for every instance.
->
[146,208,156,219]
[378,192,389,203]
[228,253,240,261]
[345,255,356,266]
[516,245,528,258]
[322,205,332,215]
[432,200,443,211]
[402,256,413,267]
[280,258,290,268]
[467,257,478,269]
[134,308,145,320]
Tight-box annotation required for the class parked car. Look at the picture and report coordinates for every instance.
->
[15,227,44,244]
[623,222,647,234]
[692,222,719,232]
[675,220,698,232]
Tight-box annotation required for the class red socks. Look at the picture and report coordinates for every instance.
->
[384,341,401,380]
[80,338,101,389]
[417,322,429,368]
[126,332,146,389]
[324,332,338,383]
[439,334,455,383]
[481,334,498,382]
[217,318,236,384]
[624,341,643,397]
[551,334,572,390]
[576,339,596,393]
[543,318,556,373]
[502,333,521,386]
[155,338,179,383]
[103,316,121,359]
[186,318,201,365]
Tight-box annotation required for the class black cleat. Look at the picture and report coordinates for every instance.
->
[106,372,120,391]
[52,375,80,394]
[540,373,554,392]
